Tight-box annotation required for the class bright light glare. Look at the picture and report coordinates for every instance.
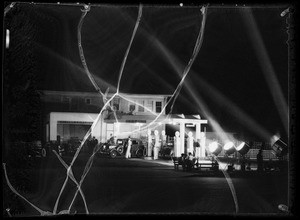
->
[6,29,10,49]
[224,141,234,150]
[208,141,219,153]
[270,134,280,145]
[236,142,245,151]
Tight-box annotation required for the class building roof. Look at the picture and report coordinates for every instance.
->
[40,90,172,98]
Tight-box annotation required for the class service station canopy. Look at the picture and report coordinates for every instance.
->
[104,114,208,127]
[104,114,208,139]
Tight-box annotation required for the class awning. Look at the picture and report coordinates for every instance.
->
[104,114,207,125]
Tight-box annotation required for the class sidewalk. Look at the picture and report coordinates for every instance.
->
[138,156,229,170]
[137,156,174,166]
[132,157,288,178]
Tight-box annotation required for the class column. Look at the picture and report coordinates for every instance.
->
[200,132,206,158]
[187,131,194,154]
[46,123,49,142]
[161,130,167,147]
[174,131,181,157]
[195,123,201,140]
[195,123,201,159]
[195,139,201,159]
[50,120,57,141]
[180,122,185,154]
[92,119,101,141]
[153,130,160,159]
[147,129,152,157]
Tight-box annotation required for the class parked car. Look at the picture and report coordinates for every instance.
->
[44,137,82,157]
[44,141,59,156]
[67,137,82,155]
[25,140,49,158]
[97,138,146,158]
[59,137,82,156]
[159,142,174,159]
[130,138,147,158]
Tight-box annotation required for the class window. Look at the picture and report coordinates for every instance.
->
[155,101,162,113]
[85,98,91,105]
[112,98,120,111]
[62,96,71,103]
[138,100,144,112]
[129,104,135,112]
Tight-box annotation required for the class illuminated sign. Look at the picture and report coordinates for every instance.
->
[57,121,93,125]
[125,120,146,123]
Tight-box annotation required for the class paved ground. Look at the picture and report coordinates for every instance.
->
[5,153,290,216]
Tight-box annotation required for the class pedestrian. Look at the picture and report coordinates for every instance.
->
[257,149,263,172]
[180,153,187,171]
[92,136,98,149]
[108,134,115,145]
[125,136,132,158]
[186,152,194,171]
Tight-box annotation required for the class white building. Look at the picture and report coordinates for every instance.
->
[41,90,209,158]
[41,90,171,143]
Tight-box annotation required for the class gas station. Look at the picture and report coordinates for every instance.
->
[104,113,208,160]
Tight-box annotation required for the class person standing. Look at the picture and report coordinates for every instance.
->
[108,134,115,145]
[125,136,132,158]
[186,152,194,171]
[92,136,98,149]
[180,153,187,171]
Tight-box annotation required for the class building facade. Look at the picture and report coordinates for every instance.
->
[40,90,213,159]
[40,90,171,143]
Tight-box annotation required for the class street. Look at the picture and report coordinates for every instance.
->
[7,153,289,216]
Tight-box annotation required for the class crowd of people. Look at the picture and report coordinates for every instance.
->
[178,152,196,171]
[86,136,98,153]
[172,147,267,173]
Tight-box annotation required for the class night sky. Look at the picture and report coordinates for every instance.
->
[5,2,291,141]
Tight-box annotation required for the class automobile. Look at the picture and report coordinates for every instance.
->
[97,138,146,158]
[59,137,82,156]
[26,140,49,158]
[44,141,59,156]
[130,138,147,158]
[67,137,82,154]
[44,137,82,157]
[159,141,174,159]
